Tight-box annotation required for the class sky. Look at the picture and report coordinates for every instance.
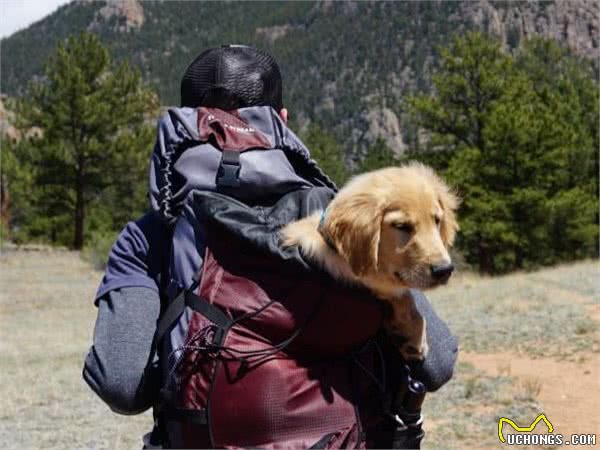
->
[0,0,71,39]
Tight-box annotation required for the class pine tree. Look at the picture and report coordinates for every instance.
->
[301,123,349,187]
[15,33,158,248]
[516,38,599,263]
[408,32,598,273]
[357,138,397,173]
[407,32,513,171]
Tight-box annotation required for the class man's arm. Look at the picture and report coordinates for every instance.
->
[83,287,160,414]
[83,212,169,414]
[409,289,458,391]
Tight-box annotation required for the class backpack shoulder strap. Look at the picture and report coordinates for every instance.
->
[150,288,234,357]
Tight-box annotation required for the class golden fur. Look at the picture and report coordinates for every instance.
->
[281,162,459,360]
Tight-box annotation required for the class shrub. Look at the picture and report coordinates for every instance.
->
[81,231,117,270]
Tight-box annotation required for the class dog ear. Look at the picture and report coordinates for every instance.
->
[436,180,460,248]
[323,192,383,276]
[413,162,460,247]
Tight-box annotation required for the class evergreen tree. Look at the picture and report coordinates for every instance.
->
[301,123,349,187]
[407,32,513,171]
[1,135,36,243]
[516,38,599,263]
[408,32,598,273]
[15,33,158,248]
[357,138,397,173]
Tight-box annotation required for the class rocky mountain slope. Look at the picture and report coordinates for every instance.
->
[2,0,597,160]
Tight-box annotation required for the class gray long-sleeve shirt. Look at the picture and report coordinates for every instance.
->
[84,287,160,414]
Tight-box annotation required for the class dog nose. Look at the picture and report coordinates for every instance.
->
[430,263,454,281]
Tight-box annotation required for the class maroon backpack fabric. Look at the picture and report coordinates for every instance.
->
[160,224,390,449]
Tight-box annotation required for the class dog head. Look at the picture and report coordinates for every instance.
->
[321,162,459,291]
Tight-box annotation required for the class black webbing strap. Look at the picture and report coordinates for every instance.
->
[184,291,232,329]
[150,290,233,356]
[165,407,208,425]
[151,290,186,357]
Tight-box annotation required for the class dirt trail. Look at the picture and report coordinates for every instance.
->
[460,351,600,436]
[458,275,600,438]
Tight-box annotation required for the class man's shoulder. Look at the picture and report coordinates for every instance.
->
[94,212,171,301]
[127,211,171,271]
[131,211,170,241]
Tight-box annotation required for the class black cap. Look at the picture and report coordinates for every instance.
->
[180,45,283,111]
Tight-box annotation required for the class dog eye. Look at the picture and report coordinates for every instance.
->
[434,216,441,226]
[393,222,414,233]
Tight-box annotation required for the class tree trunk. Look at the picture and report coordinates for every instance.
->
[74,172,84,249]
[478,237,493,274]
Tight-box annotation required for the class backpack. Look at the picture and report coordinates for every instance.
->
[146,107,426,449]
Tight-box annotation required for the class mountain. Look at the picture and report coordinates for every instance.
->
[2,0,598,162]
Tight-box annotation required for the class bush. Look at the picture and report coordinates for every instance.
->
[81,231,117,270]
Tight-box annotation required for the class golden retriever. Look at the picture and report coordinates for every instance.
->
[281,162,459,361]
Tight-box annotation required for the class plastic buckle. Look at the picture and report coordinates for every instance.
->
[216,151,241,188]
[212,327,225,345]
[217,163,239,187]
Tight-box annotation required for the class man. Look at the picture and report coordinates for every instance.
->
[83,45,457,448]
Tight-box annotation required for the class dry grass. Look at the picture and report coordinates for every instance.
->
[1,249,598,449]
[425,260,600,359]
[0,249,151,450]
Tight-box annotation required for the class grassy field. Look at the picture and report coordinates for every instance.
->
[0,249,598,449]
[0,249,151,450]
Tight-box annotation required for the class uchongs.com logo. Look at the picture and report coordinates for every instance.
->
[498,414,596,446]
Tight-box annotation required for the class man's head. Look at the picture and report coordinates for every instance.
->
[180,45,286,120]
